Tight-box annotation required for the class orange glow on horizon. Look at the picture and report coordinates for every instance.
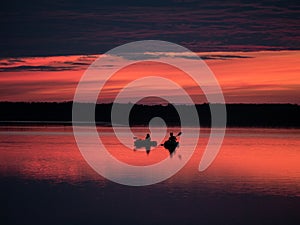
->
[99,61,205,104]
[0,50,299,103]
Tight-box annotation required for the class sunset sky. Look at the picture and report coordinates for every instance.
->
[0,0,299,104]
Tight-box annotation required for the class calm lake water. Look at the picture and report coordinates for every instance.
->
[1,126,300,225]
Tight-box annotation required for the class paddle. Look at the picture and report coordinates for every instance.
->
[160,132,182,146]
[176,132,182,137]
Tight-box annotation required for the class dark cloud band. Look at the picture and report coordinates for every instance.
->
[0,0,299,57]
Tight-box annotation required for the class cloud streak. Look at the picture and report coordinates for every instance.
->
[0,52,252,72]
[0,55,96,72]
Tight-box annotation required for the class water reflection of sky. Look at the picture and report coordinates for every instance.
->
[0,126,299,196]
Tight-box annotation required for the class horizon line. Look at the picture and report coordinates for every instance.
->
[0,101,299,106]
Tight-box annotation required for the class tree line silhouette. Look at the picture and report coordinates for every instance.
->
[0,102,299,128]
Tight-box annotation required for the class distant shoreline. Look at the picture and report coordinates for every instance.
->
[0,102,299,128]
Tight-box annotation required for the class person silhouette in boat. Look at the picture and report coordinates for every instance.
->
[168,132,177,142]
[145,133,151,141]
[145,133,151,154]
[164,132,178,157]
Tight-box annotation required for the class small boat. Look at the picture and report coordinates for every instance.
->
[163,140,179,149]
[134,139,157,148]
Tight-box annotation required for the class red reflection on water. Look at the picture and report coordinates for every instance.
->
[0,126,300,196]
[0,126,100,182]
